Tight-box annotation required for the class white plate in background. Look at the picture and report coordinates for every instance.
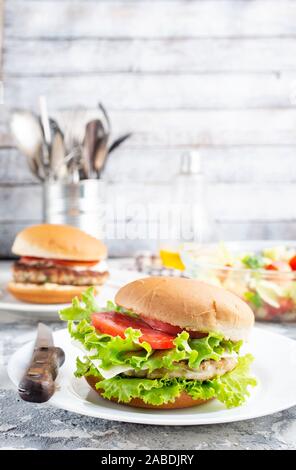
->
[7,327,296,425]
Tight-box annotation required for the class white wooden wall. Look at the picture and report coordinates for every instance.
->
[1,0,296,256]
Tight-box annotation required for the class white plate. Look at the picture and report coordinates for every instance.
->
[0,268,145,319]
[7,327,296,425]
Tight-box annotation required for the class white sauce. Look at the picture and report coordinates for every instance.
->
[71,261,108,272]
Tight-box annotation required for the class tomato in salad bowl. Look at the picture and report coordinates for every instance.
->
[181,241,296,322]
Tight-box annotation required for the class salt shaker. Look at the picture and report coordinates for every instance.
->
[159,151,213,269]
[173,151,212,243]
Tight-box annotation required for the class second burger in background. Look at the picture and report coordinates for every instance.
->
[8,224,109,304]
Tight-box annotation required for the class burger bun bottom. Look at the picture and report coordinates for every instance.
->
[85,375,212,410]
[7,281,100,304]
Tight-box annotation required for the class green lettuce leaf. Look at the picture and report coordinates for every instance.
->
[211,353,257,407]
[68,320,242,375]
[59,288,137,323]
[244,291,263,308]
[99,377,182,406]
[94,355,256,408]
[176,331,242,369]
[76,356,100,378]
[241,254,265,269]
[59,287,99,321]
[69,320,152,371]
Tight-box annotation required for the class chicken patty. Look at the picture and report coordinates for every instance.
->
[123,356,237,381]
[13,262,109,286]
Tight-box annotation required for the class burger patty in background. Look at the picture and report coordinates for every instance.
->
[13,261,109,286]
[8,223,109,304]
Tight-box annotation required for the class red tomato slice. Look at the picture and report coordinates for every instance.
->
[20,256,41,264]
[142,317,183,335]
[279,298,294,313]
[20,256,100,267]
[142,317,207,339]
[48,259,100,267]
[265,263,278,271]
[91,312,175,349]
[289,255,296,271]
[265,298,294,317]
[188,331,208,339]
[265,261,291,272]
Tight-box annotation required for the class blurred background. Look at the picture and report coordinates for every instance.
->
[1,0,296,257]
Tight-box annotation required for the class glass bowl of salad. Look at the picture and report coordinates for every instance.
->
[180,241,296,322]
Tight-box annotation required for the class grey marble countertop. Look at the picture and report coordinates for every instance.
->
[0,260,296,450]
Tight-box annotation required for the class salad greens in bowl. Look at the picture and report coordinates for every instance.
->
[181,241,296,322]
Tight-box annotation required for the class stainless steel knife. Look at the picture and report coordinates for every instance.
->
[18,323,65,403]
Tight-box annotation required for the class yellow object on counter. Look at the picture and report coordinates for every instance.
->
[159,249,185,271]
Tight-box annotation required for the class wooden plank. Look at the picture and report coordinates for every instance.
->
[2,109,296,148]
[107,220,296,250]
[0,222,37,257]
[215,220,296,242]
[106,182,296,222]
[204,146,296,183]
[2,180,296,223]
[0,184,42,220]
[103,146,296,183]
[2,146,296,185]
[0,131,13,147]
[207,183,296,221]
[5,38,296,74]
[4,73,296,110]
[2,109,295,148]
[0,148,37,183]
[0,179,294,225]
[106,109,296,147]
[54,109,296,147]
[5,1,296,39]
[0,0,3,78]
[0,108,13,147]
[0,0,3,106]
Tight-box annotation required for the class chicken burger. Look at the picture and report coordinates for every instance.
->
[60,277,256,409]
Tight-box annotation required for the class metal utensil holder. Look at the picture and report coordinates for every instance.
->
[42,180,106,239]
